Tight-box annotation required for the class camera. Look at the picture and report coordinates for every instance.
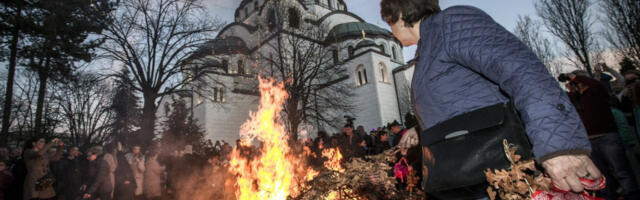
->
[344,115,356,127]
[558,73,571,83]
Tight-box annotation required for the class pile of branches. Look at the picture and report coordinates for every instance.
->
[485,141,553,200]
[294,148,420,200]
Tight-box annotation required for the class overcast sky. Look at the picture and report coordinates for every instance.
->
[204,0,540,63]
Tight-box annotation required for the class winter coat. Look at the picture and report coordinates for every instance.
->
[23,145,62,199]
[7,158,26,200]
[143,156,163,198]
[103,153,117,197]
[125,153,145,196]
[412,6,591,162]
[568,76,618,136]
[391,129,405,147]
[87,156,113,197]
[115,153,136,200]
[337,133,365,160]
[0,169,13,200]
[57,156,85,200]
[374,139,391,154]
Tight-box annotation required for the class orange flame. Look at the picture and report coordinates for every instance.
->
[322,148,344,172]
[229,77,316,200]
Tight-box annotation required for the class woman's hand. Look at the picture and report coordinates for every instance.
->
[542,154,602,193]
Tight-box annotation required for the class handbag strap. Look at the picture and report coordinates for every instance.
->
[396,157,409,168]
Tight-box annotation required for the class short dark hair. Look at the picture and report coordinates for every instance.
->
[380,0,440,27]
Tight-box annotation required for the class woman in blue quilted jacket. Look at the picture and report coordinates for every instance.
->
[380,0,603,199]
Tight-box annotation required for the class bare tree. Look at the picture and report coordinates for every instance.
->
[100,0,224,147]
[536,0,597,76]
[53,73,114,148]
[514,15,560,75]
[601,0,640,63]
[258,1,354,141]
[11,69,63,140]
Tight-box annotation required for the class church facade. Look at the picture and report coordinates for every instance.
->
[179,0,414,143]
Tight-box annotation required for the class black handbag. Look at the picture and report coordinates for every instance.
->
[420,102,533,199]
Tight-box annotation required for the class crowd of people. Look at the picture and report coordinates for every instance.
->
[0,118,421,200]
[562,63,640,199]
[0,138,238,200]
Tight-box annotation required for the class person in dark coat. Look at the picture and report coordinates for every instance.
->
[114,142,136,200]
[0,160,14,200]
[50,153,65,199]
[7,152,26,200]
[374,132,392,154]
[389,121,405,147]
[82,146,112,200]
[51,146,81,200]
[53,146,85,200]
[338,124,365,160]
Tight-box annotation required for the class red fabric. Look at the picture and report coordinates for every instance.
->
[533,177,606,200]
[394,158,409,182]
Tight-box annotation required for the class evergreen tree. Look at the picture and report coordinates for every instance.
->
[110,68,140,146]
[161,98,205,154]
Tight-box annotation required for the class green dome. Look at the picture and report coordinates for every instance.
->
[326,22,393,41]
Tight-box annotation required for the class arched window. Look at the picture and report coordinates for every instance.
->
[267,9,276,31]
[348,46,354,57]
[213,87,225,102]
[245,7,249,18]
[222,59,229,73]
[379,62,389,83]
[237,59,245,75]
[288,8,300,29]
[355,64,368,86]
[379,44,386,54]
[329,0,334,9]
[392,46,397,60]
[332,49,339,64]
[254,1,259,11]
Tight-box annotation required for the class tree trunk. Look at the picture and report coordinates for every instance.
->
[1,5,21,145]
[34,60,50,136]
[581,47,593,77]
[286,98,301,143]
[141,91,158,148]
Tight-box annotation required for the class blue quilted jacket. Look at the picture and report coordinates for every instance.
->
[412,6,591,161]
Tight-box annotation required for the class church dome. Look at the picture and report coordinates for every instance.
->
[188,36,249,61]
[326,22,393,42]
[211,36,249,55]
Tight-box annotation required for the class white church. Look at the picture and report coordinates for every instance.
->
[176,0,416,143]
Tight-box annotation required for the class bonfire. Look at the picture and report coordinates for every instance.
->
[227,78,409,200]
